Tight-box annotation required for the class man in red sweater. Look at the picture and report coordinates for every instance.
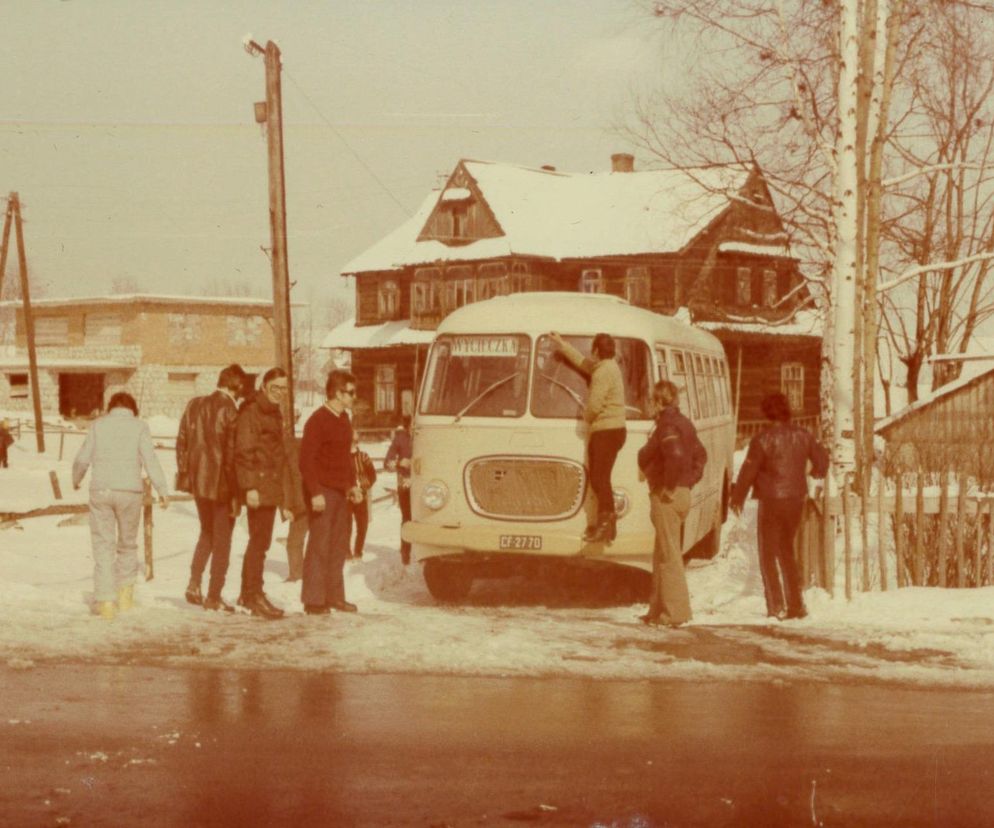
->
[300,370,362,614]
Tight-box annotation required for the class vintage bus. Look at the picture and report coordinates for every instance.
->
[402,293,736,601]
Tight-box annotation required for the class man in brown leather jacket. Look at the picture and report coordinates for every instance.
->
[730,393,829,620]
[176,364,246,612]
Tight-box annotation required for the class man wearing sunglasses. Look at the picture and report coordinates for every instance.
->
[300,369,363,614]
[233,367,290,620]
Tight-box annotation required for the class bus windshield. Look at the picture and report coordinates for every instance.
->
[532,335,653,420]
[419,334,532,418]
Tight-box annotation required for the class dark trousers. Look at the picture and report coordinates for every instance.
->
[241,505,276,599]
[349,497,370,557]
[757,498,806,616]
[301,487,350,607]
[587,428,626,519]
[191,497,235,598]
[398,485,412,563]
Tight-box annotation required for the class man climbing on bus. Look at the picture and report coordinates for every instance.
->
[549,331,626,544]
[637,380,707,626]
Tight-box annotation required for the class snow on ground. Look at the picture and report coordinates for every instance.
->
[3,427,994,688]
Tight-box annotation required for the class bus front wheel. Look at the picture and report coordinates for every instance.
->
[423,558,473,603]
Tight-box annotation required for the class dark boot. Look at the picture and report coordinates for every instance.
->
[185,580,203,606]
[258,593,285,617]
[589,512,616,544]
[245,593,282,620]
[204,596,235,613]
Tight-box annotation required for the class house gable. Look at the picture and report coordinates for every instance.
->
[416,161,504,246]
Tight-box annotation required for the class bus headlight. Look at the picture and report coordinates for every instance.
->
[612,488,631,518]
[421,480,449,511]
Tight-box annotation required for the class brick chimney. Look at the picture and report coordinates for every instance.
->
[611,153,635,173]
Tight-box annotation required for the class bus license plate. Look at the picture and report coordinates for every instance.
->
[499,534,542,551]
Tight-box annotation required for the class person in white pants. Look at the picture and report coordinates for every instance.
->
[72,392,170,619]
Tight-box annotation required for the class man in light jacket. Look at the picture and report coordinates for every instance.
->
[72,392,170,620]
[550,331,627,543]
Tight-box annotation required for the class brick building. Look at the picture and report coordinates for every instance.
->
[326,155,822,433]
[0,294,280,419]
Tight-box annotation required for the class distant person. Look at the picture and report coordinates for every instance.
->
[0,418,13,468]
[300,370,362,614]
[549,331,626,544]
[637,380,707,627]
[385,416,413,564]
[348,436,378,559]
[730,392,829,621]
[234,367,290,620]
[176,363,246,612]
[282,433,308,582]
[72,392,170,620]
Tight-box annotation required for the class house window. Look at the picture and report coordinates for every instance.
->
[226,315,263,346]
[736,267,752,305]
[413,268,442,315]
[478,263,508,299]
[781,362,804,414]
[168,314,201,344]
[510,261,532,293]
[762,269,778,307]
[580,268,604,294]
[84,314,122,346]
[625,267,650,307]
[375,364,396,413]
[168,371,198,397]
[378,280,400,319]
[8,373,28,399]
[34,317,69,346]
[444,266,475,312]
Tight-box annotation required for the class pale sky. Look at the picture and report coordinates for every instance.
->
[3,1,677,315]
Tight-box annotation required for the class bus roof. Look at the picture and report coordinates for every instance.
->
[436,293,724,353]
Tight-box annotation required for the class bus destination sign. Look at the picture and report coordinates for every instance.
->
[451,335,519,358]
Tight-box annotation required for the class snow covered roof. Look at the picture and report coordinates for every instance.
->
[0,294,299,310]
[876,365,994,434]
[697,308,823,338]
[717,240,794,258]
[321,318,436,350]
[342,160,760,275]
[0,357,136,370]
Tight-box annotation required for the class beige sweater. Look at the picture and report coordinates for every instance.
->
[558,341,627,432]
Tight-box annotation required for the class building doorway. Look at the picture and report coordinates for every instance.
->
[59,373,105,418]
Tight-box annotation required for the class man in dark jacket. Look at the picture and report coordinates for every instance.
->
[637,380,707,626]
[234,367,289,620]
[730,392,829,620]
[300,370,362,614]
[176,363,246,611]
[385,416,413,564]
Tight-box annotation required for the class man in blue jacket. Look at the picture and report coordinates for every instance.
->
[637,380,707,626]
[730,392,829,620]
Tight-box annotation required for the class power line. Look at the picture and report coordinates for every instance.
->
[281,68,411,217]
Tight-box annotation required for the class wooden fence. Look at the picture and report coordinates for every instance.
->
[797,473,994,598]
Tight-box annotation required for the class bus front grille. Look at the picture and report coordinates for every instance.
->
[464,456,586,520]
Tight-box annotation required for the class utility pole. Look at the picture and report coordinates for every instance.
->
[246,38,294,435]
[4,194,45,452]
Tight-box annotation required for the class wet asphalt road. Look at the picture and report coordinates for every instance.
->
[3,664,994,827]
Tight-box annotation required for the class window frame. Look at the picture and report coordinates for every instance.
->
[375,363,397,414]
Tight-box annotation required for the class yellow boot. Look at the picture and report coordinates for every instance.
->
[95,601,117,620]
[117,584,134,612]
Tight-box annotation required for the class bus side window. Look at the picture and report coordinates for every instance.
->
[673,350,699,420]
[716,357,729,415]
[693,353,713,419]
[656,347,669,381]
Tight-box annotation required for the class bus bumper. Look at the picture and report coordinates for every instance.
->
[401,520,654,567]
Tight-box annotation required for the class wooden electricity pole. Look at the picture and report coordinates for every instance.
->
[248,38,295,436]
[3,194,44,452]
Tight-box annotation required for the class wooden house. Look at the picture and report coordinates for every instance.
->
[326,154,822,433]
[876,366,994,483]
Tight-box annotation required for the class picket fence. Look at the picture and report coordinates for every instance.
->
[796,472,994,599]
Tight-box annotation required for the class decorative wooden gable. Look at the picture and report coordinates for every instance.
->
[417,161,504,246]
